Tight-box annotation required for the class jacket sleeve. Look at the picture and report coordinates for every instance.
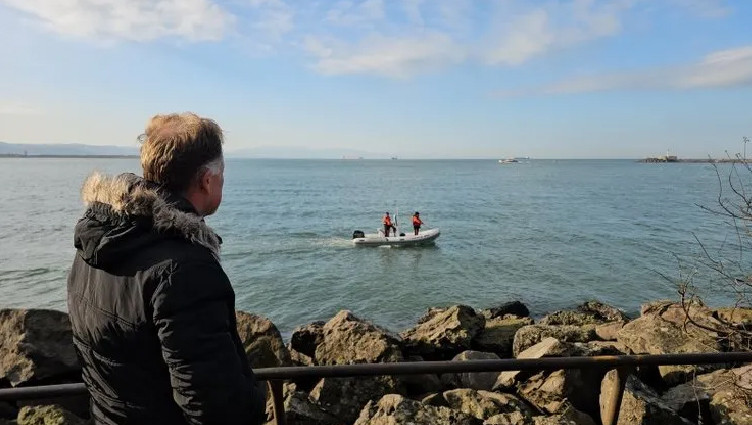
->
[151,261,267,425]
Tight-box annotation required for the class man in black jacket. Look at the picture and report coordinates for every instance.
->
[67,113,266,425]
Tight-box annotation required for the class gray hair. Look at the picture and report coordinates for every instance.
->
[202,157,223,176]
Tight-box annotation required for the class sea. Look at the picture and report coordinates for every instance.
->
[0,158,743,338]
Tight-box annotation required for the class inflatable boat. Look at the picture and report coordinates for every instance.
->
[351,228,440,247]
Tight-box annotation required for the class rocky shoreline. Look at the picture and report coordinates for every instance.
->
[1,300,751,425]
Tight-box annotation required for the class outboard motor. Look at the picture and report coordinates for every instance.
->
[352,230,365,239]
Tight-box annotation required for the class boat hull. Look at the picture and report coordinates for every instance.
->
[352,228,440,247]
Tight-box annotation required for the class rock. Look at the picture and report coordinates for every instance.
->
[518,370,601,420]
[310,377,401,424]
[579,301,629,323]
[288,345,315,367]
[315,310,403,365]
[494,338,578,391]
[473,317,533,356]
[354,394,479,425]
[482,301,531,320]
[594,321,625,341]
[17,405,87,425]
[0,309,80,386]
[401,355,443,396]
[599,369,692,425]
[443,389,533,422]
[540,301,627,327]
[617,301,724,385]
[270,390,340,425]
[660,381,712,424]
[235,311,291,369]
[714,307,752,326]
[442,351,501,391]
[578,341,628,356]
[0,402,17,420]
[310,310,405,423]
[531,411,595,425]
[666,365,752,425]
[484,412,533,425]
[401,305,485,359]
[289,321,325,359]
[513,325,596,357]
[422,393,449,407]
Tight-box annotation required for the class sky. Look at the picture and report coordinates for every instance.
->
[0,0,751,159]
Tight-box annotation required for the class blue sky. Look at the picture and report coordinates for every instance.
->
[0,0,750,158]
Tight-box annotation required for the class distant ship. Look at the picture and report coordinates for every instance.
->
[391,156,398,160]
[498,158,519,164]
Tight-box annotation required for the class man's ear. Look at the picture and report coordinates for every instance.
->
[198,169,212,194]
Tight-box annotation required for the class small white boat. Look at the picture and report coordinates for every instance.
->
[352,228,440,247]
[498,158,519,164]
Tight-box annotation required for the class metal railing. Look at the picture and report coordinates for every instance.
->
[2,351,751,425]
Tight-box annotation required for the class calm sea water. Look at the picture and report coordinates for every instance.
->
[0,158,741,337]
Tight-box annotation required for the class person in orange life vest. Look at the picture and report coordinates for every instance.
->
[383,212,393,237]
[412,212,423,235]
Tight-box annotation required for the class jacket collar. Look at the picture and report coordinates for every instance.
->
[80,172,221,259]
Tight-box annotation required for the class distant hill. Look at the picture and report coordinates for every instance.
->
[229,145,383,159]
[0,142,138,156]
[0,142,389,159]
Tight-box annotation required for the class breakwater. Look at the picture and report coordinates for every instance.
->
[1,299,750,424]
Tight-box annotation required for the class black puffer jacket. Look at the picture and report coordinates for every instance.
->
[67,173,266,425]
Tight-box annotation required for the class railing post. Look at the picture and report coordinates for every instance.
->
[268,380,286,425]
[602,367,631,425]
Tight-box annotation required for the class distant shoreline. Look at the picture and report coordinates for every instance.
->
[0,154,138,159]
[637,158,745,163]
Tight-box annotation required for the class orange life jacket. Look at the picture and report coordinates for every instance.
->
[412,215,422,226]
[383,215,392,226]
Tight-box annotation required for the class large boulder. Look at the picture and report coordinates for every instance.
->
[235,311,291,368]
[494,338,578,391]
[473,317,533,357]
[442,351,501,391]
[513,325,596,357]
[599,369,692,425]
[354,394,479,425]
[484,412,533,425]
[401,355,443,396]
[594,322,626,341]
[531,412,595,425]
[540,301,628,327]
[310,310,405,423]
[714,306,752,326]
[443,389,534,422]
[0,309,79,386]
[17,405,87,425]
[617,301,724,385]
[289,321,326,360]
[662,365,752,425]
[267,389,340,425]
[518,370,601,422]
[315,310,403,365]
[401,305,485,359]
[0,402,17,420]
[310,377,398,423]
[481,301,531,320]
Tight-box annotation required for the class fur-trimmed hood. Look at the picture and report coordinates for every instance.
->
[75,173,221,264]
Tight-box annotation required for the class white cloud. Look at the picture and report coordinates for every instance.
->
[326,0,384,26]
[670,0,731,18]
[0,0,233,42]
[484,0,624,66]
[496,45,752,96]
[402,0,424,26]
[0,102,42,115]
[246,0,294,38]
[303,32,465,78]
